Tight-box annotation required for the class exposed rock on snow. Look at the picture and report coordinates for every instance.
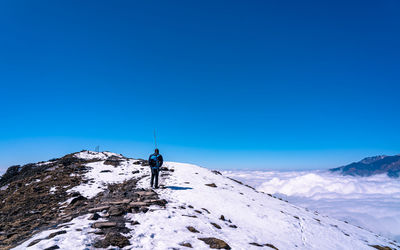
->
[187,226,200,233]
[93,232,130,248]
[198,237,231,249]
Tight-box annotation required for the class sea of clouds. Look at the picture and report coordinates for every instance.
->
[223,170,400,242]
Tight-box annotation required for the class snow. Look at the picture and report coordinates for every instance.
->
[131,163,395,249]
[68,158,143,199]
[73,150,123,161]
[36,161,54,167]
[223,170,400,242]
[0,184,8,191]
[13,152,397,250]
[14,214,101,250]
[49,186,57,194]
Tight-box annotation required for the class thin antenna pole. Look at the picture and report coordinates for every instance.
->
[154,129,158,149]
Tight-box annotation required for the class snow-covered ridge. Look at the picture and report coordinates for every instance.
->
[10,151,399,250]
[72,150,124,161]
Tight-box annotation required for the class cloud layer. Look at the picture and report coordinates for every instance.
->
[223,170,400,242]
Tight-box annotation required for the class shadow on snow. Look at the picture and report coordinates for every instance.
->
[164,186,193,190]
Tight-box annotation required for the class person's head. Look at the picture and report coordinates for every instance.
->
[155,148,159,154]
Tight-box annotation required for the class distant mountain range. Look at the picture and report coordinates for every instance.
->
[330,154,400,178]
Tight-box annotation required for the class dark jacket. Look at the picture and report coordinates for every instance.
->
[148,153,163,168]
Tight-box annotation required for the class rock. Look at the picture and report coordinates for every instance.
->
[70,195,87,205]
[136,190,156,196]
[198,237,231,249]
[91,222,117,228]
[219,215,226,221]
[211,222,221,229]
[70,192,81,197]
[46,230,67,239]
[44,245,60,250]
[369,245,393,250]
[89,213,101,220]
[182,215,197,218]
[229,225,237,228]
[107,199,131,205]
[160,167,174,172]
[100,170,112,173]
[151,199,167,206]
[202,208,210,214]
[108,206,124,216]
[132,170,139,174]
[250,242,263,247]
[187,226,200,233]
[264,243,279,249]
[179,242,193,248]
[129,201,148,207]
[250,242,277,248]
[131,221,140,225]
[28,239,42,247]
[88,206,110,213]
[104,156,123,167]
[212,170,222,175]
[93,232,130,248]
[205,183,217,188]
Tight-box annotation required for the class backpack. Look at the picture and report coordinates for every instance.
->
[150,154,161,168]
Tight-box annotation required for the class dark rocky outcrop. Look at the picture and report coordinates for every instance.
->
[330,154,400,178]
[104,156,123,167]
[0,151,171,249]
[0,156,90,248]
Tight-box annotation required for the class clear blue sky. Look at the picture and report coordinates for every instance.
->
[1,0,399,172]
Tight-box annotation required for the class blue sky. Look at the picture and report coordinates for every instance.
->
[1,0,399,172]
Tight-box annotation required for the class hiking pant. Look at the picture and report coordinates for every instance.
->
[150,167,160,188]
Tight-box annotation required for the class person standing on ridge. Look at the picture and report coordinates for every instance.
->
[148,148,163,189]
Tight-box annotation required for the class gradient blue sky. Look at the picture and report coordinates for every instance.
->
[1,0,400,172]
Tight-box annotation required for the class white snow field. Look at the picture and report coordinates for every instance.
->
[14,152,398,250]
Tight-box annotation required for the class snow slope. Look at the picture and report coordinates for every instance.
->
[14,152,398,250]
[222,170,400,242]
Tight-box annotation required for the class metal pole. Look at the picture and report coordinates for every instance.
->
[154,129,158,149]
